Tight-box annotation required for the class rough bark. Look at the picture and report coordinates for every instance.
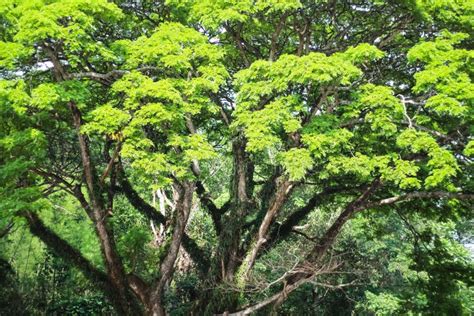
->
[42,43,140,314]
[194,137,254,315]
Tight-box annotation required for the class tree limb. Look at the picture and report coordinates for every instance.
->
[196,180,224,234]
[66,66,162,84]
[229,181,380,314]
[230,186,474,314]
[19,211,120,304]
[242,178,294,276]
[355,191,474,212]
[266,185,360,253]
[148,182,195,314]
[117,171,209,274]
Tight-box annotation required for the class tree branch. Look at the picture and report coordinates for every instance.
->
[269,13,289,61]
[266,185,360,253]
[230,181,380,314]
[0,221,14,239]
[100,141,122,184]
[355,191,474,212]
[117,171,166,224]
[117,171,209,274]
[19,211,117,301]
[149,182,195,314]
[196,180,223,234]
[242,178,294,276]
[230,186,474,314]
[66,67,162,84]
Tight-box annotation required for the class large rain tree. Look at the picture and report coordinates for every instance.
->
[1,0,473,314]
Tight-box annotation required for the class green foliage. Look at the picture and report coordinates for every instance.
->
[346,84,404,135]
[325,153,421,189]
[234,44,384,171]
[397,129,458,188]
[362,292,402,315]
[48,294,114,315]
[82,104,131,137]
[464,140,474,156]
[278,148,313,180]
[302,128,353,159]
[413,0,474,28]
[10,0,122,66]
[0,41,31,69]
[0,0,472,315]
[408,31,472,119]
[179,0,302,30]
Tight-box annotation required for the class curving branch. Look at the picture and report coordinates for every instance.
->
[148,182,195,315]
[66,66,162,84]
[229,187,474,314]
[19,212,117,301]
[228,182,380,314]
[116,171,210,274]
[265,185,363,254]
[196,180,225,234]
[0,221,14,239]
[355,191,474,212]
[117,170,166,224]
[242,178,294,276]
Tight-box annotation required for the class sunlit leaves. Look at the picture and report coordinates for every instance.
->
[335,43,385,64]
[464,141,474,156]
[424,94,467,117]
[124,22,228,90]
[301,129,353,159]
[0,41,32,69]
[78,22,228,186]
[234,44,384,156]
[413,0,474,28]
[0,79,30,115]
[14,0,123,40]
[82,104,130,138]
[133,103,175,126]
[112,72,183,110]
[382,159,421,189]
[347,84,404,135]
[31,83,62,110]
[178,0,302,30]
[325,153,376,180]
[8,0,123,66]
[408,31,472,118]
[325,153,421,189]
[170,134,216,163]
[278,148,313,181]
[235,50,366,101]
[397,129,458,188]
[234,95,302,152]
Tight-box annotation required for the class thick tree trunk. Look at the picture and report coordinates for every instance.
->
[219,137,254,280]
[194,137,254,314]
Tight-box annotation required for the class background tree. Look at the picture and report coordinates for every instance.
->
[0,0,473,314]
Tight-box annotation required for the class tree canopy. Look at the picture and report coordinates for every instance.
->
[0,0,473,315]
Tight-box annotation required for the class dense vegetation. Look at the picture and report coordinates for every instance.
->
[0,0,473,314]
